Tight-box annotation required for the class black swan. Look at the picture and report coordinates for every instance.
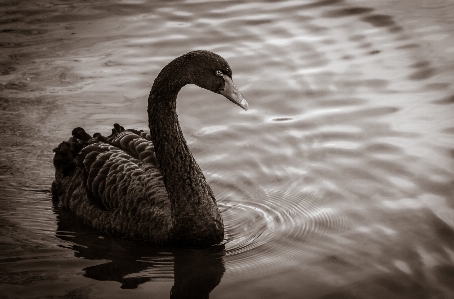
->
[52,50,248,247]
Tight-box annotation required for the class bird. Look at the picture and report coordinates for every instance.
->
[51,50,248,247]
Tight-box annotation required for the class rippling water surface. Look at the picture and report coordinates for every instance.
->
[1,0,454,298]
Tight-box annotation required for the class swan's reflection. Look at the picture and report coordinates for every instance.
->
[53,203,225,297]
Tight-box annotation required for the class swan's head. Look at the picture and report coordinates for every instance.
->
[183,50,248,111]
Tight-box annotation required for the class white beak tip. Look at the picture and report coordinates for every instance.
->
[240,98,249,111]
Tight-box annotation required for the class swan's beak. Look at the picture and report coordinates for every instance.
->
[220,75,248,111]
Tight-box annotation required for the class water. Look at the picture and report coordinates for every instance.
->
[1,0,453,298]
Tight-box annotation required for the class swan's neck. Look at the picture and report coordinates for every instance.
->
[147,80,224,246]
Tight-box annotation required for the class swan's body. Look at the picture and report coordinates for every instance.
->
[52,51,248,247]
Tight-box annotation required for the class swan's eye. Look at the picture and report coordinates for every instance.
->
[215,70,223,77]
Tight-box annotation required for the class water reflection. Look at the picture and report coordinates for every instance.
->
[53,202,224,297]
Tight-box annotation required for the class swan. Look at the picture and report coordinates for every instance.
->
[52,50,248,247]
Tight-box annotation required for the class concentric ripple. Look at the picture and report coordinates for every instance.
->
[217,188,348,272]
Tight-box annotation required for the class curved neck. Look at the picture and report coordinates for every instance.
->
[147,66,224,246]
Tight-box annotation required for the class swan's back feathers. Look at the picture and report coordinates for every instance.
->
[106,126,158,166]
[52,124,172,243]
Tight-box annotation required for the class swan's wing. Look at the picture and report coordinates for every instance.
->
[52,130,172,242]
[52,125,172,242]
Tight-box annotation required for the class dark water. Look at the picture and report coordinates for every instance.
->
[1,0,454,298]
